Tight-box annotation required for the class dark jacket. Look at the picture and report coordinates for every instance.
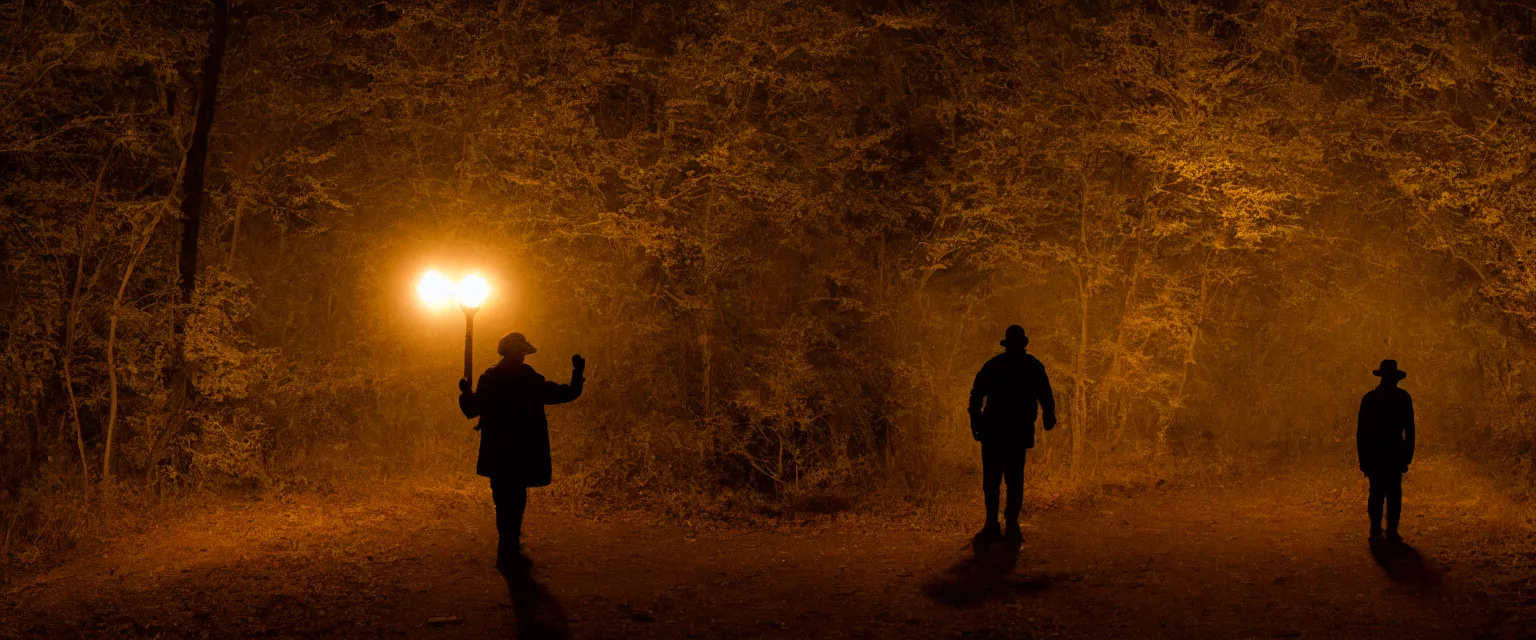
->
[1357,385,1414,475]
[459,360,584,485]
[969,351,1056,448]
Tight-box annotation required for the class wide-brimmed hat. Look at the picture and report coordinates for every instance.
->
[1373,359,1406,380]
[497,332,538,357]
[1000,324,1028,348]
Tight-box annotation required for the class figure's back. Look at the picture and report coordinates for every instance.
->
[475,363,546,427]
[474,362,554,484]
[1360,387,1411,440]
[1358,386,1413,472]
[974,352,1050,445]
[980,353,1045,413]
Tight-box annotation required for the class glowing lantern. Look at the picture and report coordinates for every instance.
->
[416,270,455,313]
[417,269,493,381]
[458,274,490,310]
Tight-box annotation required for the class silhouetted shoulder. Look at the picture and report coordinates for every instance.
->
[1363,386,1411,401]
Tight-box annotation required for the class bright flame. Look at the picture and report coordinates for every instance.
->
[458,274,490,309]
[416,270,455,312]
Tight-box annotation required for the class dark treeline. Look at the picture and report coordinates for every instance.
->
[4,0,1536,558]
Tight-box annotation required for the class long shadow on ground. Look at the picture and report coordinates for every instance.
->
[498,557,571,639]
[922,536,1057,608]
[1368,538,1443,590]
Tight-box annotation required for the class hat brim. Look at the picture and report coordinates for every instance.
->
[1373,369,1406,380]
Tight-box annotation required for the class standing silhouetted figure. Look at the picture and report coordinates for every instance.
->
[968,325,1057,541]
[459,332,585,567]
[1358,359,1414,542]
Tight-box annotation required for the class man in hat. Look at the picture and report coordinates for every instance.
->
[459,332,585,567]
[968,325,1057,541]
[1357,359,1415,542]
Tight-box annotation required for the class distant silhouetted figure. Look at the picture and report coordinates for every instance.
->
[968,325,1056,541]
[1358,359,1414,542]
[459,332,585,567]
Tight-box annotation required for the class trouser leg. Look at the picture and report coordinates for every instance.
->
[1384,473,1403,533]
[1003,449,1026,524]
[981,443,1002,526]
[1367,474,1385,531]
[490,477,528,558]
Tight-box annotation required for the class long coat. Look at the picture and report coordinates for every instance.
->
[968,351,1057,448]
[459,360,584,486]
[1357,385,1415,475]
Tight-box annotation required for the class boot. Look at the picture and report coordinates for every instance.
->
[497,537,529,570]
[976,521,1001,541]
[1004,520,1023,542]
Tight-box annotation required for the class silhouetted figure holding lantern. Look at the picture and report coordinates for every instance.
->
[458,332,585,567]
[968,325,1057,542]
[1358,359,1414,542]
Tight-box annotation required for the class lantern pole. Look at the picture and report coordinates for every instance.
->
[462,304,478,382]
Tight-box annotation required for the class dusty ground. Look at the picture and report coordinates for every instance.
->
[4,464,1535,639]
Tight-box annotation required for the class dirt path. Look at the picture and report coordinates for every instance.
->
[4,469,1533,639]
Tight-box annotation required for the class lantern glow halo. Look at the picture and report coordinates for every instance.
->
[458,274,490,310]
[415,270,491,312]
[416,270,455,312]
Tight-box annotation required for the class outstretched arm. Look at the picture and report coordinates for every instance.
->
[542,354,587,405]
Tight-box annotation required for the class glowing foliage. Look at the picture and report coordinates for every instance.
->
[4,0,1536,513]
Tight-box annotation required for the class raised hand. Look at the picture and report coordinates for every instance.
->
[572,354,586,372]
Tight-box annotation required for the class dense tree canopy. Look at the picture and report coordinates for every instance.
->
[4,0,1536,549]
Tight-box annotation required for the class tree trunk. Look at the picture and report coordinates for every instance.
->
[225,195,243,269]
[700,189,714,420]
[178,0,228,309]
[1102,216,1147,447]
[63,157,111,487]
[63,236,90,488]
[1073,173,1090,471]
[154,0,228,485]
[104,215,161,480]
[61,361,88,487]
[1160,249,1214,456]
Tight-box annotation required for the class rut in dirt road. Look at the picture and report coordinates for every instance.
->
[2,471,1529,639]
